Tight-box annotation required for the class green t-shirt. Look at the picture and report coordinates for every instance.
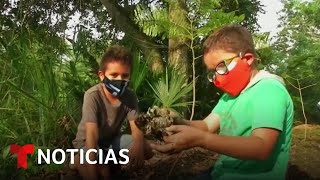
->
[211,78,294,180]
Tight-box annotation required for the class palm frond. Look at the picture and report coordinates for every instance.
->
[130,51,149,93]
[148,67,194,112]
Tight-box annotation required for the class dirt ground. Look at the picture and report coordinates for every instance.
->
[30,124,320,180]
[286,124,320,180]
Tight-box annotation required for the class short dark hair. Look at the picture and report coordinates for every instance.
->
[99,45,133,72]
[203,25,256,56]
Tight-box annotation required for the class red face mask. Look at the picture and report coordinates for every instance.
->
[213,59,251,96]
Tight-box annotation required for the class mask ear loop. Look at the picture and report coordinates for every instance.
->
[239,52,243,59]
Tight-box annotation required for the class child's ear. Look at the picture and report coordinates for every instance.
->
[98,71,105,81]
[243,53,255,66]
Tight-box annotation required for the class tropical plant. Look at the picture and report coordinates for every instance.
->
[129,51,149,93]
[148,67,194,114]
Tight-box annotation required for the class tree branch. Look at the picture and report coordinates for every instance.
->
[300,83,317,90]
[195,55,203,60]
[100,0,163,72]
[285,79,299,90]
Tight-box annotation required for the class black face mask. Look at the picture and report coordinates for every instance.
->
[102,76,129,97]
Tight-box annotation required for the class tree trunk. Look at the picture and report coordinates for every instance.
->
[168,0,189,75]
[168,0,191,118]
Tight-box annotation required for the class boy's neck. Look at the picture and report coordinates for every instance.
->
[250,68,259,80]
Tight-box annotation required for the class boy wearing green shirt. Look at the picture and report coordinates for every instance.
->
[151,25,294,180]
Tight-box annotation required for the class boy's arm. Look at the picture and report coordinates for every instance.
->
[84,122,99,179]
[127,110,145,168]
[174,113,220,133]
[129,121,144,148]
[199,127,280,160]
[126,109,143,140]
[155,125,279,161]
[129,114,144,141]
[79,92,100,179]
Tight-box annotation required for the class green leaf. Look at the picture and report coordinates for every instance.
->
[2,145,11,159]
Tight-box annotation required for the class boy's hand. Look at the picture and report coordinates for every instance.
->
[127,110,138,121]
[150,125,204,153]
[128,141,145,169]
[128,117,145,170]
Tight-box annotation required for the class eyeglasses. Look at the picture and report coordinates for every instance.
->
[207,54,241,82]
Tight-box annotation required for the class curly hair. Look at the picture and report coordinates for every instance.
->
[99,45,133,72]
